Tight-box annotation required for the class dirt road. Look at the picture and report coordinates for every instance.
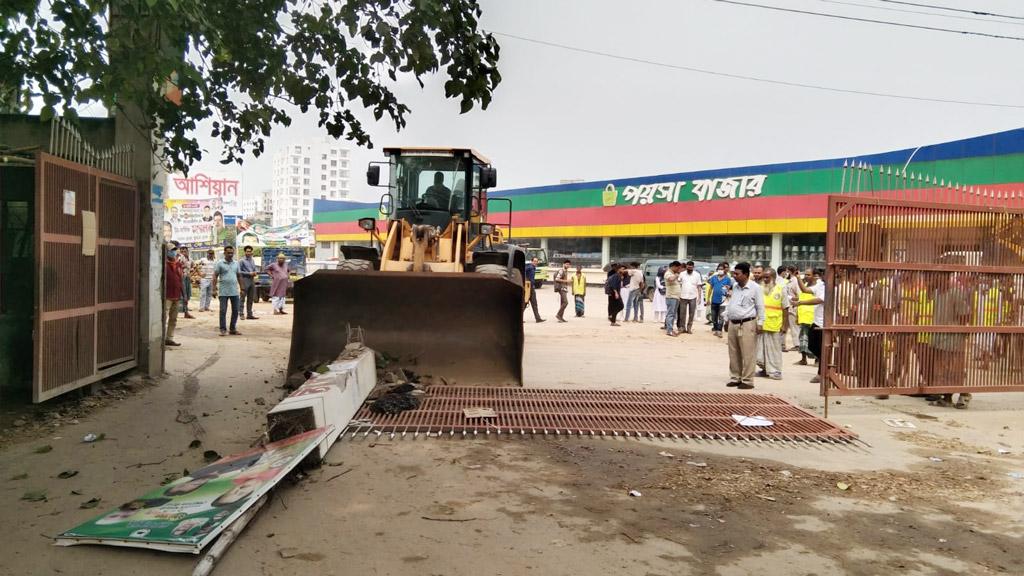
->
[1,292,1022,575]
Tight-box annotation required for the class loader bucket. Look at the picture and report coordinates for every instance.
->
[286,270,524,387]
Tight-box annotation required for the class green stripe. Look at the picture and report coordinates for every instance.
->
[313,153,1024,223]
[501,153,1024,212]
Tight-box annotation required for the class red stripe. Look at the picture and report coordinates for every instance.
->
[510,195,828,227]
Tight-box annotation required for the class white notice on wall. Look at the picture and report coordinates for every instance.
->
[63,190,76,215]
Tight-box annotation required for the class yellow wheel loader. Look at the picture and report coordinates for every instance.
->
[286,148,527,386]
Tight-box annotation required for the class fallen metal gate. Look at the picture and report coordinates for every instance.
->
[823,176,1024,398]
[34,152,139,402]
[348,387,858,444]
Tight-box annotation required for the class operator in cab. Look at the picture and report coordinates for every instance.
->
[422,171,452,209]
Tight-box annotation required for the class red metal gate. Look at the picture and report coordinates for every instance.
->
[34,152,139,402]
[822,192,1024,397]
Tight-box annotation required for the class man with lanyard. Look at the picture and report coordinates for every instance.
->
[794,268,827,384]
[756,268,788,380]
[523,257,545,323]
[238,245,259,321]
[725,262,765,389]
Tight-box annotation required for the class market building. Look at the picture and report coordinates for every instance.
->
[312,128,1024,269]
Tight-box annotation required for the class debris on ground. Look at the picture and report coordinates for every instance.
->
[686,461,707,468]
[202,450,221,463]
[658,451,675,458]
[463,407,496,419]
[57,470,78,479]
[79,498,101,509]
[628,489,642,497]
[34,445,53,453]
[883,418,917,429]
[731,414,773,427]
[189,440,202,449]
[836,482,851,491]
[369,393,420,415]
[21,490,47,502]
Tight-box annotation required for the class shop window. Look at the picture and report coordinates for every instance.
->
[549,238,602,267]
[610,236,677,264]
[781,233,826,270]
[689,234,772,265]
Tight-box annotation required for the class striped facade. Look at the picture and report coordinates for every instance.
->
[313,128,1024,266]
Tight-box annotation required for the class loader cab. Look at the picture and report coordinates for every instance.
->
[375,148,496,231]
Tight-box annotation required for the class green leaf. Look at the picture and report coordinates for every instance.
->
[459,98,473,114]
[80,497,102,509]
[33,445,53,454]
[57,470,78,479]
[39,106,55,123]
[9,473,28,481]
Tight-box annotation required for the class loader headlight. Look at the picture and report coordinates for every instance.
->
[358,217,376,231]
[480,223,495,235]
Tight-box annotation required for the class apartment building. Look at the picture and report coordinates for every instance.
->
[271,140,351,227]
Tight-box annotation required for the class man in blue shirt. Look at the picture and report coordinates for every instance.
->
[523,257,545,323]
[238,245,259,321]
[707,262,732,338]
[213,245,244,336]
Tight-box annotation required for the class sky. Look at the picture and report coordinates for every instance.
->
[184,0,1024,201]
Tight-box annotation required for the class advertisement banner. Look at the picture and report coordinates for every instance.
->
[167,170,243,226]
[56,427,330,554]
[236,221,314,248]
[162,197,226,245]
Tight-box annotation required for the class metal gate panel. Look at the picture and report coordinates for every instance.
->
[823,194,1024,397]
[34,153,138,402]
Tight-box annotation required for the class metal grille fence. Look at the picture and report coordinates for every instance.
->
[348,386,858,444]
[823,166,1024,397]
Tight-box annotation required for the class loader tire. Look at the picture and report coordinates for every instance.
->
[476,263,520,284]
[339,259,373,271]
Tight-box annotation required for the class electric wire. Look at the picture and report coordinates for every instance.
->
[873,0,1024,20]
[488,30,1024,109]
[710,0,1024,41]
[817,0,1024,26]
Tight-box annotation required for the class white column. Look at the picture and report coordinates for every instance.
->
[540,238,549,251]
[601,237,611,267]
[677,235,688,261]
[770,233,783,269]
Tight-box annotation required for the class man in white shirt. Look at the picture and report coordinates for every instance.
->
[677,260,704,334]
[624,262,646,322]
[726,262,765,389]
[793,269,827,384]
[198,249,217,312]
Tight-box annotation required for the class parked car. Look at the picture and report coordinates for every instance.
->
[640,259,717,300]
[257,247,306,301]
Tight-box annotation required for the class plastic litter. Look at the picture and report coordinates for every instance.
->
[928,457,944,462]
[883,418,916,429]
[658,451,675,458]
[685,461,707,468]
[628,490,642,497]
[82,434,98,443]
[836,482,851,491]
[731,414,774,427]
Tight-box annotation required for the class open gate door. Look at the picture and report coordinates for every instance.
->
[823,194,1024,399]
[34,152,139,402]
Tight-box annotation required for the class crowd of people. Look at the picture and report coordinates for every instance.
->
[162,243,292,347]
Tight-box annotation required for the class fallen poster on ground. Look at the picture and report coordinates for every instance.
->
[55,427,330,554]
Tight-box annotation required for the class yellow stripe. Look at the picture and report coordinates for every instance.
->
[512,218,826,238]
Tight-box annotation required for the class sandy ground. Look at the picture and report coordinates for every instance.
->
[1,291,1023,576]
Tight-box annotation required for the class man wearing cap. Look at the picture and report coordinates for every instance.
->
[163,243,183,347]
[264,252,291,315]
